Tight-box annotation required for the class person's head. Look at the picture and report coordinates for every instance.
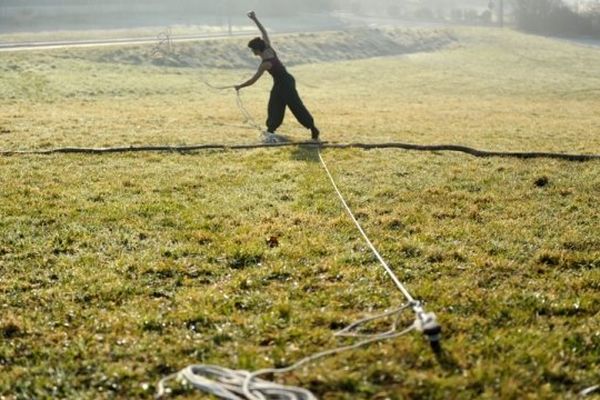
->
[248,37,266,56]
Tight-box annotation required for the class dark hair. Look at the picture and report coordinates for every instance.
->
[248,37,266,52]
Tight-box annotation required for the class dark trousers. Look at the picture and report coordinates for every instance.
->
[266,75,314,133]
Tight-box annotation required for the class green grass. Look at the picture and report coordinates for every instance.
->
[0,27,599,399]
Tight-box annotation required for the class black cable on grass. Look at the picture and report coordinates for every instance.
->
[1,142,599,162]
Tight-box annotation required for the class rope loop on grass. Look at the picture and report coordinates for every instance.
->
[156,305,417,400]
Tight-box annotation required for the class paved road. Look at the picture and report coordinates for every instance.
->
[0,16,445,53]
[0,30,260,52]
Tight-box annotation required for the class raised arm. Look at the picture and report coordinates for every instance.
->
[247,11,270,48]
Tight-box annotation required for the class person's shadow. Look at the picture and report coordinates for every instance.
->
[290,142,322,162]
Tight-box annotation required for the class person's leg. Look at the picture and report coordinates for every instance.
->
[266,86,286,133]
[284,86,314,129]
[282,78,319,139]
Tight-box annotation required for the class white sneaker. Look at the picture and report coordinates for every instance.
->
[263,131,278,143]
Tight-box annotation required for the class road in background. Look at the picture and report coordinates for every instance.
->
[0,12,453,52]
[0,31,257,52]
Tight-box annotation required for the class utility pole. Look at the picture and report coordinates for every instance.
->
[226,0,232,36]
[498,0,504,27]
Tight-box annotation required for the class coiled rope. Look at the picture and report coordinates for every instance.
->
[156,305,418,399]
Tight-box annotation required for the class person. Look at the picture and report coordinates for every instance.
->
[235,11,320,141]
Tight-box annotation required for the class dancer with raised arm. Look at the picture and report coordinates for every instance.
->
[235,11,320,141]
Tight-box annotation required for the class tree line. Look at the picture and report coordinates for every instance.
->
[512,0,600,36]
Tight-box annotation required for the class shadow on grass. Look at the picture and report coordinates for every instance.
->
[290,144,320,163]
[434,346,462,373]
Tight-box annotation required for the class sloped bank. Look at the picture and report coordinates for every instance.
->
[94,28,457,68]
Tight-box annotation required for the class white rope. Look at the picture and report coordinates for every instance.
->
[580,385,600,396]
[156,305,416,399]
[317,149,442,350]
[235,91,264,133]
[233,90,296,143]
[317,150,416,303]
[203,81,236,91]
[157,365,315,400]
[229,82,434,311]
[335,303,412,339]
[240,322,417,399]
[202,81,264,133]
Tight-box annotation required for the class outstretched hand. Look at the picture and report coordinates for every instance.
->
[247,11,256,20]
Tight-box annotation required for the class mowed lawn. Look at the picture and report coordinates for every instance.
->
[0,27,599,399]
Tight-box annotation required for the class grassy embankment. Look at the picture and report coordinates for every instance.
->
[0,27,599,399]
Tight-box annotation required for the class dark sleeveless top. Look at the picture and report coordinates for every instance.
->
[263,51,289,83]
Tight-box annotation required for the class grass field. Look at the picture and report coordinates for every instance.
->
[0,27,599,399]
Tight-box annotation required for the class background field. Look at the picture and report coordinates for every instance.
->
[0,27,599,399]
